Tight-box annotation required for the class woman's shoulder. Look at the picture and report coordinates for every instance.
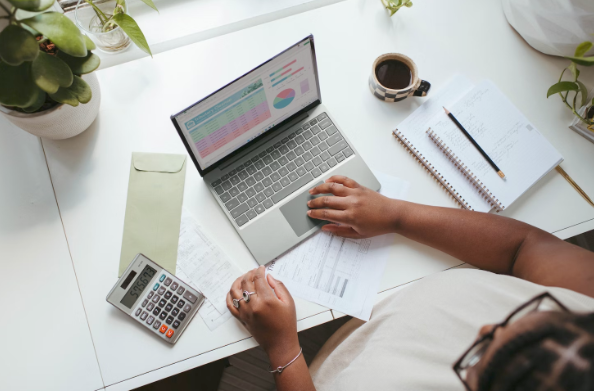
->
[392,268,594,313]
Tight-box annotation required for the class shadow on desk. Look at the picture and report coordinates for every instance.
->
[133,359,226,391]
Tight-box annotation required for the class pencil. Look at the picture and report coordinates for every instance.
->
[443,107,505,179]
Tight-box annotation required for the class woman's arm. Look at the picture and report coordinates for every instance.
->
[226,266,316,391]
[307,176,594,298]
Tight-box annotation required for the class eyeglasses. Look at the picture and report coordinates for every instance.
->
[452,292,569,391]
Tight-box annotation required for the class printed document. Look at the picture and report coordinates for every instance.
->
[266,171,409,320]
[176,209,240,330]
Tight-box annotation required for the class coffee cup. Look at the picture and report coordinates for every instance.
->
[369,53,431,102]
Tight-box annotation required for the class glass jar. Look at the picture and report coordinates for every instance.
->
[75,0,131,53]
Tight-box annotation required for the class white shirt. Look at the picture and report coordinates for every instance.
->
[310,269,594,390]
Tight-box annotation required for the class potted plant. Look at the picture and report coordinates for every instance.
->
[0,0,102,139]
[0,0,155,139]
[547,41,594,140]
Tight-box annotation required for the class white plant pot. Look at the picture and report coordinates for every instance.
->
[0,73,101,140]
[501,0,594,57]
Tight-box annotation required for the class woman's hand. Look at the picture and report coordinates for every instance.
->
[307,175,400,239]
[226,266,299,360]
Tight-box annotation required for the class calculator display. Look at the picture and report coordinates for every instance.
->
[120,265,157,309]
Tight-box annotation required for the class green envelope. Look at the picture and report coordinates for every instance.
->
[119,152,187,277]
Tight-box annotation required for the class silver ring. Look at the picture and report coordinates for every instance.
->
[232,297,243,309]
[243,290,256,303]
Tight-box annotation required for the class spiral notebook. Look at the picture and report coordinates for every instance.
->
[393,76,563,212]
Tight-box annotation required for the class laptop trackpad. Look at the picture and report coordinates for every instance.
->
[280,182,328,236]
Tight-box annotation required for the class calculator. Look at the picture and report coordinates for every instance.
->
[106,253,205,344]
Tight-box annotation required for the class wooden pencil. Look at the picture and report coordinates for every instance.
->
[443,107,505,179]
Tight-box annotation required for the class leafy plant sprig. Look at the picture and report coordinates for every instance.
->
[83,0,157,56]
[381,0,413,16]
[0,0,101,111]
[547,41,594,132]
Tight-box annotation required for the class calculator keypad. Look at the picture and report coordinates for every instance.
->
[132,271,201,344]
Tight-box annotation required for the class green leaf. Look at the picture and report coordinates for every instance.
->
[576,80,588,108]
[58,51,100,74]
[49,87,78,106]
[564,55,594,67]
[68,75,92,103]
[0,25,39,66]
[111,13,152,56]
[568,62,580,80]
[83,35,96,51]
[48,75,92,106]
[7,0,54,12]
[32,51,73,93]
[138,0,158,12]
[575,41,593,58]
[547,81,579,98]
[23,90,46,112]
[22,12,87,57]
[0,61,41,107]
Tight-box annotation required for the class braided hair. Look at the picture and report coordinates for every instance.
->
[477,312,594,391]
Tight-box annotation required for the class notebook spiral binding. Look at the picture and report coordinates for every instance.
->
[392,130,472,210]
[426,128,504,212]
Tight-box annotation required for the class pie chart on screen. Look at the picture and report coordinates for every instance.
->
[273,89,296,109]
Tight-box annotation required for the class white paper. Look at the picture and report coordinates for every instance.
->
[431,80,563,210]
[176,209,241,330]
[176,265,233,332]
[266,171,409,321]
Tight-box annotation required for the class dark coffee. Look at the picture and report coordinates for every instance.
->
[375,59,411,89]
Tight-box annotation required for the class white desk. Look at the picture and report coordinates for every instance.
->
[0,118,104,391]
[41,0,594,389]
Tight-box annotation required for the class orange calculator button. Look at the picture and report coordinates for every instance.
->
[159,325,168,334]
[166,329,174,338]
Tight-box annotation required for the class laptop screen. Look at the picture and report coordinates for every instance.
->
[173,36,320,172]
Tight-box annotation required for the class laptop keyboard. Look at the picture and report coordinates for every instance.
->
[210,113,354,227]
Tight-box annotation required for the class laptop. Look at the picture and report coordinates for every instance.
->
[171,35,380,265]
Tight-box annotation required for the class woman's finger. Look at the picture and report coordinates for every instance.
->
[267,274,293,304]
[241,268,257,295]
[230,276,243,302]
[252,266,274,300]
[307,208,349,224]
[307,195,350,210]
[326,175,361,189]
[226,292,241,319]
[322,224,364,239]
[309,181,352,196]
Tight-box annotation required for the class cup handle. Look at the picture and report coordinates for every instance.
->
[413,80,431,97]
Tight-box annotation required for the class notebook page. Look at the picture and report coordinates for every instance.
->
[430,80,563,209]
[396,75,492,212]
